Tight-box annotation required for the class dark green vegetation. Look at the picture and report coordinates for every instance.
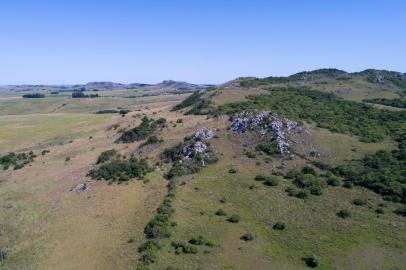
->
[364,98,406,109]
[0,151,36,170]
[22,93,45,98]
[218,87,406,143]
[117,116,166,143]
[140,136,163,147]
[333,147,406,203]
[88,155,150,182]
[71,91,99,98]
[218,87,406,203]
[161,136,218,179]
[171,92,202,111]
[96,149,117,164]
[171,91,213,115]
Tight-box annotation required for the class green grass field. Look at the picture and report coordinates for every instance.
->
[0,113,110,152]
[149,132,406,270]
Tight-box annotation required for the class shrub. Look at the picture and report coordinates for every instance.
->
[263,176,280,187]
[285,186,299,197]
[189,235,214,247]
[256,142,279,155]
[228,168,237,174]
[375,208,385,214]
[337,209,351,219]
[96,149,117,164]
[227,214,240,223]
[303,255,319,268]
[254,175,266,181]
[138,240,162,253]
[171,241,198,254]
[302,166,317,176]
[352,198,367,206]
[22,93,45,98]
[65,156,71,162]
[394,206,406,217]
[327,176,341,186]
[310,185,323,196]
[296,190,309,199]
[88,157,150,182]
[240,233,254,241]
[273,222,286,230]
[117,117,165,143]
[343,181,353,189]
[245,151,256,158]
[140,251,157,264]
[215,209,227,216]
[141,136,162,147]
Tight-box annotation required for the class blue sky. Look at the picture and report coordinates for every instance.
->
[0,0,405,84]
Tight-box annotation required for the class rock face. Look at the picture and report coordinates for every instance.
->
[230,111,298,154]
[181,128,216,163]
[70,183,89,192]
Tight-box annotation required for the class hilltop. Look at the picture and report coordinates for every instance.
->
[0,68,405,270]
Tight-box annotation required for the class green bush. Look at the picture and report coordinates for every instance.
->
[254,175,266,181]
[273,222,286,230]
[227,214,240,223]
[263,176,280,187]
[96,149,117,164]
[215,209,227,216]
[117,116,166,143]
[256,142,279,155]
[240,233,254,241]
[337,209,351,219]
[303,255,319,268]
[228,168,237,174]
[352,198,367,206]
[302,166,317,176]
[88,157,150,182]
[394,206,406,217]
[171,241,198,254]
[138,240,162,253]
[327,176,341,187]
[375,208,385,214]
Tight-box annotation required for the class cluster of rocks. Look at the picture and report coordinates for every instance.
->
[181,128,216,165]
[70,183,89,192]
[230,111,298,154]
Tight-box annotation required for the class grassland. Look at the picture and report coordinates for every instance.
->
[0,73,405,270]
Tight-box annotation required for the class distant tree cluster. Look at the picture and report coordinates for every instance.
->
[363,98,406,109]
[71,91,98,98]
[22,93,45,98]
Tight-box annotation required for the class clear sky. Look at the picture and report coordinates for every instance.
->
[0,0,405,84]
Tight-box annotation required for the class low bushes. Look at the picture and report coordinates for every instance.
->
[117,116,166,143]
[337,209,351,219]
[263,176,280,186]
[88,156,150,182]
[171,241,198,254]
[303,255,319,268]
[96,149,117,164]
[227,214,240,223]
[0,151,36,170]
[352,198,367,206]
[273,222,286,230]
[240,233,254,241]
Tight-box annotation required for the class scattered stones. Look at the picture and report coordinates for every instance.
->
[70,183,89,192]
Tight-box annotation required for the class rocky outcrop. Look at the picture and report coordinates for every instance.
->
[230,111,298,154]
